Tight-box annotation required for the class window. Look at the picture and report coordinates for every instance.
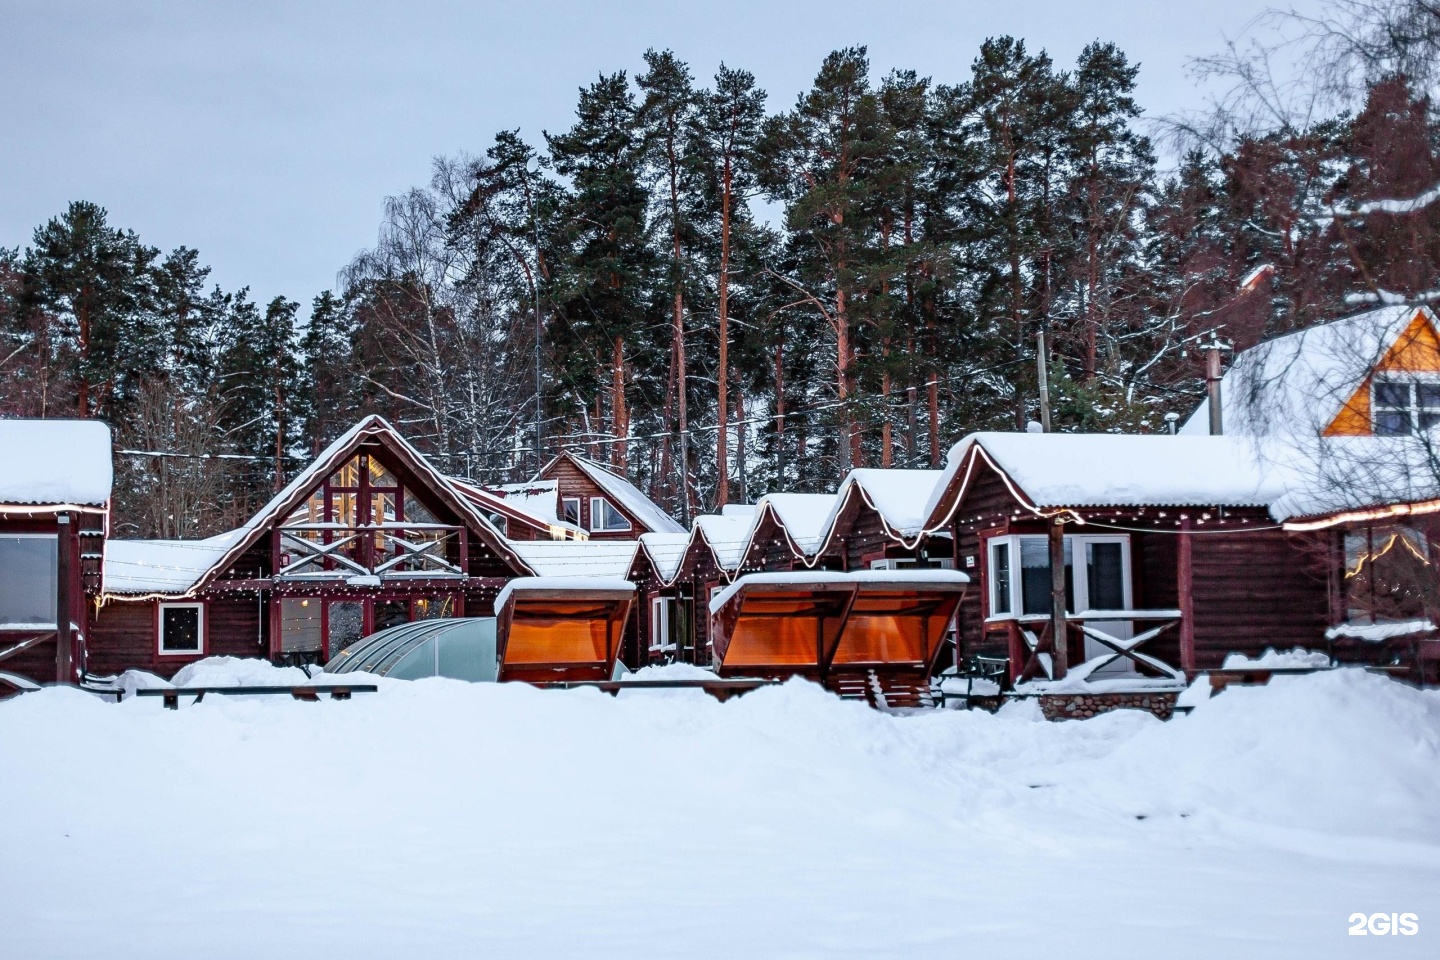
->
[650,596,674,651]
[158,603,204,655]
[1345,523,1432,623]
[986,534,1130,619]
[0,534,57,626]
[590,497,632,532]
[1373,378,1440,435]
[561,497,581,527]
[483,511,509,538]
[279,598,322,652]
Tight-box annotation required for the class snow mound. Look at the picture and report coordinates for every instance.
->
[170,656,313,687]
[1222,647,1331,669]
[621,662,718,682]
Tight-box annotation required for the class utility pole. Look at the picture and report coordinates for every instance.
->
[1036,327,1052,432]
[530,161,545,475]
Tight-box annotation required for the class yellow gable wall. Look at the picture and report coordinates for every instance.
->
[1324,311,1440,435]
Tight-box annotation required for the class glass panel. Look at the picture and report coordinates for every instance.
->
[331,456,362,489]
[332,492,359,527]
[723,614,820,666]
[372,492,397,525]
[1020,537,1072,615]
[327,601,364,657]
[562,498,581,527]
[413,596,455,620]
[1418,383,1440,408]
[1085,542,1126,611]
[160,606,201,652]
[388,638,439,680]
[504,617,611,664]
[1421,411,1440,431]
[990,541,1011,615]
[367,457,397,488]
[280,598,322,651]
[0,536,57,625]
[1375,410,1411,436]
[437,619,498,682]
[1374,381,1411,407]
[404,492,439,525]
[591,498,631,532]
[375,600,409,631]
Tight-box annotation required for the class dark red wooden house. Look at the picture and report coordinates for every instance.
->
[535,451,686,540]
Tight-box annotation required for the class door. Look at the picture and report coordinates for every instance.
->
[1079,539,1132,674]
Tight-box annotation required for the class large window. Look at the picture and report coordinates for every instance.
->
[158,603,204,655]
[280,598,322,652]
[1345,524,1432,623]
[0,534,58,627]
[1373,378,1440,436]
[590,497,632,532]
[987,534,1130,619]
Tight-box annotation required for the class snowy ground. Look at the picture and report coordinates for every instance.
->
[1,664,1436,958]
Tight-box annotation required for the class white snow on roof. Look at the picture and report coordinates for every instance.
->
[838,469,944,538]
[562,456,686,534]
[694,514,753,571]
[1180,305,1433,437]
[102,530,246,596]
[1265,435,1440,521]
[489,479,561,524]
[924,432,1296,524]
[639,532,692,583]
[495,576,635,616]
[505,538,640,579]
[0,419,113,506]
[756,493,837,555]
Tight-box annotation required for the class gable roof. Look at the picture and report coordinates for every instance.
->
[1180,305,1438,436]
[922,432,1296,529]
[638,531,692,583]
[0,418,113,508]
[538,452,685,534]
[103,416,531,598]
[505,538,640,579]
[447,476,586,539]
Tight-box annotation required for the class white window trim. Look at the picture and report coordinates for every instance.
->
[0,533,59,628]
[984,533,1131,622]
[649,596,675,651]
[561,496,582,527]
[589,496,632,532]
[157,601,206,656]
[1371,374,1440,436]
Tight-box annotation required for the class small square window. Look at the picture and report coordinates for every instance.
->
[159,604,204,655]
[1375,409,1412,436]
[1374,381,1411,408]
[561,497,581,527]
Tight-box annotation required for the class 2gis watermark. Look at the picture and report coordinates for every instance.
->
[1348,913,1419,936]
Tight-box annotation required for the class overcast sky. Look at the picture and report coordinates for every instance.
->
[2,0,1310,312]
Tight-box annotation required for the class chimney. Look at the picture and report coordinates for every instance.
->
[1201,331,1233,436]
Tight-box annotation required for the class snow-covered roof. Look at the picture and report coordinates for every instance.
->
[1180,305,1435,437]
[720,503,757,518]
[0,419,113,507]
[495,576,635,616]
[547,454,685,534]
[639,532,692,583]
[102,530,247,596]
[708,568,970,615]
[1265,436,1440,522]
[489,480,562,524]
[813,469,943,549]
[505,538,640,579]
[923,432,1297,526]
[694,514,753,571]
[756,493,837,556]
[449,476,585,538]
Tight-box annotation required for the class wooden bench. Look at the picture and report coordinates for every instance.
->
[135,684,379,710]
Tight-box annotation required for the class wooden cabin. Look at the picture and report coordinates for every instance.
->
[0,420,111,692]
[535,451,686,540]
[448,478,586,541]
[921,432,1331,685]
[92,416,536,677]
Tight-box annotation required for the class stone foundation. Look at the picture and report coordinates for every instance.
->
[1040,691,1178,721]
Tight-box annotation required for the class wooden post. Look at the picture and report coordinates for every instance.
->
[1177,517,1195,675]
[55,514,73,684]
[1048,516,1067,679]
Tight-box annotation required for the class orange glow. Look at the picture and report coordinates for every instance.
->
[1283,497,1440,531]
[832,592,961,666]
[1325,311,1440,436]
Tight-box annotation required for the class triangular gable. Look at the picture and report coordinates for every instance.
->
[1325,309,1440,435]
[188,416,532,593]
[536,451,685,534]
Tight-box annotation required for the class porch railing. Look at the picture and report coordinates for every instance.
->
[276,524,464,580]
[1009,609,1185,685]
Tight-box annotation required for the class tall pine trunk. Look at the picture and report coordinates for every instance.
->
[611,337,628,469]
[716,157,733,507]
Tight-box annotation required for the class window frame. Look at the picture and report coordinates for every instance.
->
[0,532,59,627]
[589,496,633,533]
[649,596,674,651]
[561,496,582,527]
[984,533,1132,621]
[1371,374,1440,436]
[157,601,206,657]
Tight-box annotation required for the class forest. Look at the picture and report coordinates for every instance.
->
[3,0,1439,536]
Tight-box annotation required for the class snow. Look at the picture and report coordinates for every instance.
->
[172,656,314,687]
[1322,181,1440,219]
[1179,304,1435,437]
[638,531,691,584]
[708,570,853,613]
[0,418,113,506]
[1222,648,1333,669]
[1266,435,1440,521]
[561,454,686,534]
[756,492,836,555]
[102,529,246,596]
[1326,619,1436,642]
[494,576,634,615]
[694,513,754,571]
[506,538,639,579]
[719,503,756,518]
[835,468,944,538]
[924,433,1295,525]
[488,479,562,523]
[0,668,1436,957]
